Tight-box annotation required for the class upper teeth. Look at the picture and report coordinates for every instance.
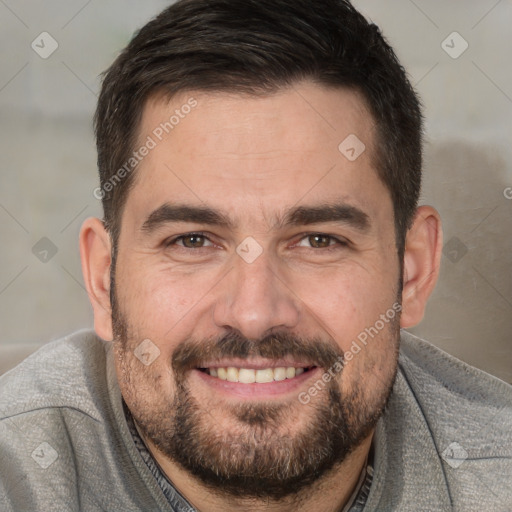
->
[209,367,305,383]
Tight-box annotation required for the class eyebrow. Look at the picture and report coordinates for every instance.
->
[282,204,370,232]
[141,202,371,234]
[141,204,234,232]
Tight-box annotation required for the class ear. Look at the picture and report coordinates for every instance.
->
[400,206,443,328]
[79,217,113,341]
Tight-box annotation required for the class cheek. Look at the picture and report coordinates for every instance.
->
[113,342,175,411]
[116,261,206,335]
[338,299,400,401]
[294,261,400,396]
[292,262,398,350]
[114,338,184,434]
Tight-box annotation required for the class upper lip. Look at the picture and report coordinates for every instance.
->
[197,358,316,370]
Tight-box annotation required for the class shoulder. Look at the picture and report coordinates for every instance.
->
[398,329,512,440]
[0,329,110,422]
[398,329,512,415]
[396,330,512,506]
[0,330,144,511]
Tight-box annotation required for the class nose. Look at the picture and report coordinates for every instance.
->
[212,249,301,341]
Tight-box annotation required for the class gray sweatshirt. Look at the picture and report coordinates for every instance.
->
[0,329,511,511]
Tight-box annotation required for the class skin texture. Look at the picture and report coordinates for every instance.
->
[80,81,442,512]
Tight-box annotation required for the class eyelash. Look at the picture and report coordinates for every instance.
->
[165,232,349,251]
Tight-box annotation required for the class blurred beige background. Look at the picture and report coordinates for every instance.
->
[0,0,511,382]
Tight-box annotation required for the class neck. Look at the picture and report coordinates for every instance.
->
[140,427,373,512]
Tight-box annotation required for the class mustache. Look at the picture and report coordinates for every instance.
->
[172,330,344,375]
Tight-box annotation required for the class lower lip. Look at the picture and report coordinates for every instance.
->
[192,367,322,400]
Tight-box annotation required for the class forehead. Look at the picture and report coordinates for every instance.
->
[139,83,374,157]
[124,82,391,232]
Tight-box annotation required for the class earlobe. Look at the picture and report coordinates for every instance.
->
[400,206,443,328]
[79,217,114,341]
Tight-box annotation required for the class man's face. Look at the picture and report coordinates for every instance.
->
[111,82,401,499]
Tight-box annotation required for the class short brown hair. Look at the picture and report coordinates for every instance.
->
[95,0,423,254]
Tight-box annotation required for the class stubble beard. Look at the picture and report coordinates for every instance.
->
[112,289,400,501]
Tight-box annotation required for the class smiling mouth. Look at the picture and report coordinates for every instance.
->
[198,366,316,383]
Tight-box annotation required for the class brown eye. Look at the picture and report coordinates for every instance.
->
[295,233,348,250]
[182,234,206,248]
[307,234,332,248]
[168,233,213,249]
